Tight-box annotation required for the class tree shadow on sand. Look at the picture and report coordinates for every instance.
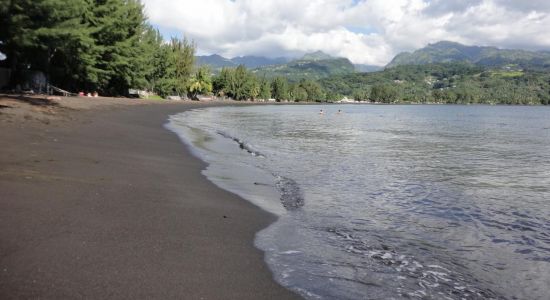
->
[3,95,59,107]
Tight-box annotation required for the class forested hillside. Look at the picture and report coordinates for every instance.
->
[252,56,355,81]
[342,42,550,105]
[197,51,356,81]
[387,41,550,71]
[320,63,550,105]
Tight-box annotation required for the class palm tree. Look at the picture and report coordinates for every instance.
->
[188,66,212,100]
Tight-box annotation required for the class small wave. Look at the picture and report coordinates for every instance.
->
[216,130,265,157]
[324,227,502,299]
[215,130,304,211]
[275,175,305,210]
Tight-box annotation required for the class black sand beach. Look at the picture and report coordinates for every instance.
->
[0,96,300,299]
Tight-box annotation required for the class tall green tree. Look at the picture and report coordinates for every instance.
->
[212,67,234,97]
[150,43,175,97]
[0,0,37,86]
[140,35,195,98]
[290,84,308,102]
[38,0,97,91]
[259,78,271,100]
[231,65,249,100]
[248,75,260,100]
[170,37,195,97]
[298,79,325,101]
[90,0,149,94]
[141,26,167,94]
[0,0,94,90]
[271,76,289,101]
[211,65,260,100]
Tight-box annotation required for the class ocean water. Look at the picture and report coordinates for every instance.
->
[167,104,550,300]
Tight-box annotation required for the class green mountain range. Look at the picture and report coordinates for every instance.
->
[387,41,550,70]
[197,52,357,81]
[252,52,356,81]
[315,41,550,105]
[198,42,550,105]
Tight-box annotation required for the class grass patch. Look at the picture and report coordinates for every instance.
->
[142,94,164,100]
[491,70,524,78]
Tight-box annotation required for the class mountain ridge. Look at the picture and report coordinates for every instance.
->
[196,42,550,81]
[387,41,550,70]
[301,51,335,61]
[196,51,358,80]
[252,55,356,81]
[195,51,345,69]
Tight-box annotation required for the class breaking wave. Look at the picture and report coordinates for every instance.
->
[217,130,265,157]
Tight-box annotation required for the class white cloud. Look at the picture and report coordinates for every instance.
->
[142,0,550,66]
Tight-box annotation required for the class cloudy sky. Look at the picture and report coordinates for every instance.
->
[143,0,550,66]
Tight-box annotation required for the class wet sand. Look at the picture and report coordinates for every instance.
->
[0,96,300,299]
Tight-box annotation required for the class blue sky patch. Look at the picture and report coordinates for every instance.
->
[153,24,184,40]
[345,25,378,35]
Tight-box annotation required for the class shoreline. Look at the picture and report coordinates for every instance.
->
[0,96,300,299]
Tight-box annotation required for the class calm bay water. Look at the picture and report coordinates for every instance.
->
[167,104,550,299]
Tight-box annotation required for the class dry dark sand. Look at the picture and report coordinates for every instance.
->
[0,96,300,299]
